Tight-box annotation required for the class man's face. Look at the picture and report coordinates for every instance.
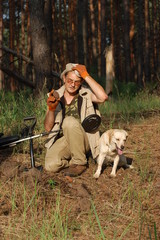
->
[63,71,82,95]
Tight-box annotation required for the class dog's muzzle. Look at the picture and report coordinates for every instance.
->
[115,143,124,155]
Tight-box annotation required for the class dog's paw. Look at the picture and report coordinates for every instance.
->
[110,172,116,178]
[129,165,134,169]
[93,172,100,179]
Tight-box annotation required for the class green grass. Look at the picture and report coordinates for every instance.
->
[0,89,47,135]
[1,88,160,135]
[99,90,160,123]
[2,180,72,240]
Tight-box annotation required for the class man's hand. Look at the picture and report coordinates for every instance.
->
[47,89,60,111]
[72,64,89,79]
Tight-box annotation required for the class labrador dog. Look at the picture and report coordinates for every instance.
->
[94,129,133,178]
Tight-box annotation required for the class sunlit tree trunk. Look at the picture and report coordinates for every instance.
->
[104,0,115,94]
[105,44,115,94]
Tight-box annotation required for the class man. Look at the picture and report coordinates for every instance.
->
[44,63,108,177]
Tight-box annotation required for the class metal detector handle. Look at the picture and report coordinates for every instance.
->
[23,116,36,121]
[24,116,37,134]
[24,116,37,168]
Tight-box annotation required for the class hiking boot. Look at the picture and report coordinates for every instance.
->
[63,164,87,177]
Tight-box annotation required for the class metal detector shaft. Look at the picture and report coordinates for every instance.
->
[0,130,61,148]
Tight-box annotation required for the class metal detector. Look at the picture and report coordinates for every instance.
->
[0,116,60,171]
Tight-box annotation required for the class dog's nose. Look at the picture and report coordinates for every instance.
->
[121,145,124,150]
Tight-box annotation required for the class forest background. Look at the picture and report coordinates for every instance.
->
[0,1,160,239]
[0,0,159,94]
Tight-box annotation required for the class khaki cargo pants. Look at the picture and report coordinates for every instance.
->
[45,116,90,172]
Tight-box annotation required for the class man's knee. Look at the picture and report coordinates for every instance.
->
[45,160,60,172]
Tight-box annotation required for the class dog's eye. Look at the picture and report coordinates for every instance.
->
[116,138,120,141]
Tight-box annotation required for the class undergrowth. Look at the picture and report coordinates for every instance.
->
[1,87,160,135]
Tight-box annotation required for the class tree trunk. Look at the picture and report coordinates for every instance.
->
[26,1,31,58]
[82,0,88,66]
[105,44,115,94]
[144,0,150,83]
[21,0,26,75]
[110,0,114,52]
[90,0,97,61]
[64,0,69,64]
[152,0,158,76]
[97,0,101,77]
[9,0,16,91]
[101,0,106,77]
[58,0,64,66]
[114,1,123,82]
[28,0,52,92]
[129,0,135,78]
[0,0,3,90]
[122,0,131,82]
[77,0,84,64]
[136,0,144,86]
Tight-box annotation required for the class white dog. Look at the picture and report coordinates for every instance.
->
[94,129,133,178]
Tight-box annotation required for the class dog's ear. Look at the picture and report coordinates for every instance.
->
[125,131,128,138]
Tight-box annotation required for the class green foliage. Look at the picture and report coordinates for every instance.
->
[48,179,57,188]
[1,86,160,137]
[100,88,160,124]
[0,89,47,135]
[112,80,140,99]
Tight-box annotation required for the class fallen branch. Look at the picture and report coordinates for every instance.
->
[0,64,35,88]
[0,45,34,65]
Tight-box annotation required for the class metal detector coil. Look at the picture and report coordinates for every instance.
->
[81,114,101,133]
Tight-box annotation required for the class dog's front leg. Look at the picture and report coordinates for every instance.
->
[110,155,120,177]
[93,153,106,179]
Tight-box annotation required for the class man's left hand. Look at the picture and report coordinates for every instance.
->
[72,64,89,79]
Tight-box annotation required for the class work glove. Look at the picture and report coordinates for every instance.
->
[47,89,60,112]
[72,64,89,79]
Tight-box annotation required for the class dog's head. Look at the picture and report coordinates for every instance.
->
[111,129,128,155]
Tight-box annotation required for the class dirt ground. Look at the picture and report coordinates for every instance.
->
[0,114,160,239]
